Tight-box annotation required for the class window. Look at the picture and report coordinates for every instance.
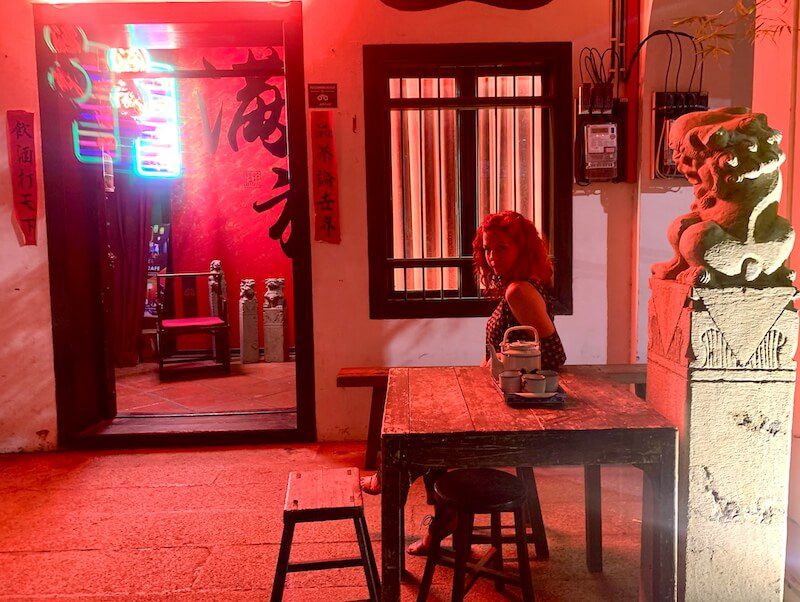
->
[364,43,573,319]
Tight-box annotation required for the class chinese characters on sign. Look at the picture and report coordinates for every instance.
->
[310,111,340,244]
[6,111,37,245]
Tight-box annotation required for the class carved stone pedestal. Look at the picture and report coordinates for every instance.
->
[647,278,797,601]
[263,307,284,363]
[263,277,286,363]
[239,279,259,364]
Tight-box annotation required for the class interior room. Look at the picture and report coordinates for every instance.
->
[1,0,799,600]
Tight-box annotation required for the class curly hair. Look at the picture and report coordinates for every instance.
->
[472,211,553,297]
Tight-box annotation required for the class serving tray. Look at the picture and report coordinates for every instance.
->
[504,386,566,408]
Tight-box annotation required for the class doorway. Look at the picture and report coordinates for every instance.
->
[33,2,315,446]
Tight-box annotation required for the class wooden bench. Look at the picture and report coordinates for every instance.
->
[271,467,380,601]
[336,368,390,470]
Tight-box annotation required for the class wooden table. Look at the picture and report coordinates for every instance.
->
[380,366,677,601]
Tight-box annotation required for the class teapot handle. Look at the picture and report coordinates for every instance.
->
[502,325,540,345]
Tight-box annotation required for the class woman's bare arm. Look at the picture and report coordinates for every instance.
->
[505,281,556,338]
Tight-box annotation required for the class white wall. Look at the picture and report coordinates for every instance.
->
[301,0,639,438]
[633,0,754,363]
[0,0,759,447]
[0,0,56,453]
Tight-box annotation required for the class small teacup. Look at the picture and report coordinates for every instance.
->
[499,370,522,393]
[521,373,546,394]
[538,370,559,393]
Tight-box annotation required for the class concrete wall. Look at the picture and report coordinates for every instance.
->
[751,0,800,597]
[0,0,56,453]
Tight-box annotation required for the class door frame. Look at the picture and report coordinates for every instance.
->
[32,1,316,447]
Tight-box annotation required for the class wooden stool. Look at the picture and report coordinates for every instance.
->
[336,367,389,470]
[470,467,549,560]
[271,468,380,602]
[418,468,535,602]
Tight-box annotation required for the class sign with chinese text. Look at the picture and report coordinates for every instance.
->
[310,110,340,244]
[308,83,337,109]
[6,111,37,245]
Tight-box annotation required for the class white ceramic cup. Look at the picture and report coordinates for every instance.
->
[521,373,546,394]
[537,370,559,393]
[499,370,522,393]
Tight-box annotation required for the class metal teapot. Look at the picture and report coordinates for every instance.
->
[487,326,542,378]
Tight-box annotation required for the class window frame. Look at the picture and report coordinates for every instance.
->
[363,43,573,319]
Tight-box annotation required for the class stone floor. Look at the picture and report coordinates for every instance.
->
[115,362,297,415]
[0,442,643,600]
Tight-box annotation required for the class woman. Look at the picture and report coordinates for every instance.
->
[478,210,566,371]
[406,210,566,555]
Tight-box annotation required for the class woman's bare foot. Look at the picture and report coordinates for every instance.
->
[360,472,381,495]
[406,510,459,556]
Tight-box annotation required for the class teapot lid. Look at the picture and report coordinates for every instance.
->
[502,340,541,356]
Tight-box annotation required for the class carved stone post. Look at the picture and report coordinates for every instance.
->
[239,279,259,364]
[209,260,227,358]
[647,107,796,600]
[263,278,285,363]
[208,259,227,317]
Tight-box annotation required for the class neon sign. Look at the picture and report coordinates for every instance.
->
[131,64,181,178]
[108,47,181,178]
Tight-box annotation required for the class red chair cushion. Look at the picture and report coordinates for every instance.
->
[162,317,225,330]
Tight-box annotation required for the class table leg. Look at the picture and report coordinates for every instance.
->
[381,458,402,602]
[584,464,602,572]
[639,450,677,601]
[654,447,677,601]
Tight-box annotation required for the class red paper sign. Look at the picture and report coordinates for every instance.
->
[310,110,341,244]
[6,111,37,245]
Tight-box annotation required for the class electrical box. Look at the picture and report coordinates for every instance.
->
[652,91,708,179]
[583,123,618,181]
[574,83,627,184]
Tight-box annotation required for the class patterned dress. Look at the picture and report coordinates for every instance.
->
[486,279,567,370]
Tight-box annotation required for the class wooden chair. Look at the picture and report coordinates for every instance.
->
[155,270,230,377]
[271,467,380,602]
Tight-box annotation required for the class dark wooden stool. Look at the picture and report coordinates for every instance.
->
[418,468,535,602]
[470,467,549,560]
[271,467,380,602]
[336,367,389,470]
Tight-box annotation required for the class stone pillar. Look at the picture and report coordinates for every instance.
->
[647,281,797,600]
[646,108,797,601]
[239,279,259,364]
[263,278,285,363]
[209,260,226,358]
[208,259,227,317]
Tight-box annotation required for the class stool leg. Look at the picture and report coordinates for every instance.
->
[516,467,549,560]
[490,511,505,592]
[451,511,474,602]
[270,518,296,602]
[365,385,386,470]
[513,508,535,602]
[417,504,446,602]
[354,513,381,601]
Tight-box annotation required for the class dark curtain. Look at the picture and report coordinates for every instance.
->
[107,174,153,367]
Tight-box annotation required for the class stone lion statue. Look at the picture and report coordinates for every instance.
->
[651,107,793,287]
[240,279,256,300]
[264,277,285,308]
